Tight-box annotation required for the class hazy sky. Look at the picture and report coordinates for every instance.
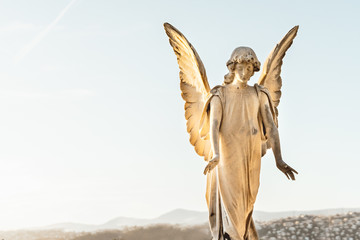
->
[0,0,359,230]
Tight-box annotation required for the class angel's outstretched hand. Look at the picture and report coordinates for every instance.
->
[203,155,220,175]
[276,160,298,180]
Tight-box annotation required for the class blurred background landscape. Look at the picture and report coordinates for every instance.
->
[1,208,359,240]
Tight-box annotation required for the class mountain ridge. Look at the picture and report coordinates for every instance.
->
[34,207,360,232]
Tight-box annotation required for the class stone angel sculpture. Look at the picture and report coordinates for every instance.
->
[164,23,299,240]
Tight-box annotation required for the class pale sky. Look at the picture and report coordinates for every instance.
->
[0,0,359,230]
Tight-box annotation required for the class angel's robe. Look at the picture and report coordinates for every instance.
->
[201,84,276,240]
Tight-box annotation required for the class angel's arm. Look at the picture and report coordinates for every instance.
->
[203,96,222,175]
[260,92,282,161]
[210,96,222,157]
[259,92,298,180]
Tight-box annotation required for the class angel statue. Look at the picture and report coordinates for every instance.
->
[164,22,299,240]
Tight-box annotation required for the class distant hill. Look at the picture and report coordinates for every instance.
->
[38,208,359,232]
[258,211,360,239]
[2,212,360,240]
[253,208,360,222]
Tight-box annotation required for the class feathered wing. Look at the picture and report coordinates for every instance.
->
[164,23,212,161]
[258,25,299,126]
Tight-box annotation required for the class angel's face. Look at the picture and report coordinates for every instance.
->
[234,62,254,83]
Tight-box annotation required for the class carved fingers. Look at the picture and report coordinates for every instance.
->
[203,156,220,175]
[277,161,298,180]
[283,165,298,181]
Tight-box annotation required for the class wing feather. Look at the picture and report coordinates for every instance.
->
[258,26,299,123]
[164,23,212,161]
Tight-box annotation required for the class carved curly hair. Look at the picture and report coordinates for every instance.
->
[224,47,261,84]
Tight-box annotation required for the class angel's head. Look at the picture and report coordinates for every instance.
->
[224,47,260,85]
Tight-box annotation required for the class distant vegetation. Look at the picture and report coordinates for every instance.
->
[1,212,359,240]
[257,212,360,239]
[0,225,211,240]
[72,224,210,240]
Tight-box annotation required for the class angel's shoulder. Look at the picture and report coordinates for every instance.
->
[254,84,272,103]
[210,85,224,96]
[254,83,270,96]
[254,83,269,92]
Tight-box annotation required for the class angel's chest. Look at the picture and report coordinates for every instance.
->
[222,89,260,120]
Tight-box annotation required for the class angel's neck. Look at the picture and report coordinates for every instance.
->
[232,80,248,89]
